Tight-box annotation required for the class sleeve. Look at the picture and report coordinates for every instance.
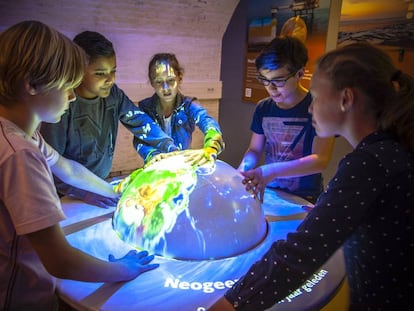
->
[34,130,59,167]
[115,86,179,162]
[1,149,65,235]
[250,102,264,135]
[224,149,386,310]
[34,129,76,197]
[188,100,225,154]
[203,128,225,155]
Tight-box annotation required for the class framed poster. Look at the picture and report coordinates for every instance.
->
[338,0,414,76]
[243,0,332,103]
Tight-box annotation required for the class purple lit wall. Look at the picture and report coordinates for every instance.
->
[0,0,239,174]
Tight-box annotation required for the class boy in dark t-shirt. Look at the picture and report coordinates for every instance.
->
[238,36,334,203]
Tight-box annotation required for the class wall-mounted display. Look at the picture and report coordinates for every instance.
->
[338,0,414,75]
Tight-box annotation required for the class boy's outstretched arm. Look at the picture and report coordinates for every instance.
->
[26,224,158,282]
[50,155,119,201]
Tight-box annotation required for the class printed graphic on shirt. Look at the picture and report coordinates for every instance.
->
[262,116,310,191]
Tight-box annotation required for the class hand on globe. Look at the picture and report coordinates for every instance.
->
[240,168,266,203]
[145,150,184,168]
[181,147,217,167]
[146,148,217,168]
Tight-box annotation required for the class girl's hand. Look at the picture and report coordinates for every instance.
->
[181,147,217,166]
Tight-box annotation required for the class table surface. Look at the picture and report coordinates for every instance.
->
[57,188,345,311]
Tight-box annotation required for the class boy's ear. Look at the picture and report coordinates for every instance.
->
[297,68,305,78]
[24,80,37,95]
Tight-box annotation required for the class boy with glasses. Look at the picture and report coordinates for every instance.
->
[238,36,334,203]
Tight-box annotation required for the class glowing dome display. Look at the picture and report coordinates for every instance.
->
[112,156,267,260]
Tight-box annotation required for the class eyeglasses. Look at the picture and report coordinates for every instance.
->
[256,71,297,88]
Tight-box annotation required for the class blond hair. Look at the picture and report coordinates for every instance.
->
[0,20,86,105]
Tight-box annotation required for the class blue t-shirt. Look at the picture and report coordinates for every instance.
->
[250,93,322,201]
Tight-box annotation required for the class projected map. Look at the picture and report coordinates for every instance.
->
[112,156,267,260]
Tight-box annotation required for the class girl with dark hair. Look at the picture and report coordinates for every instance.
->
[135,53,225,166]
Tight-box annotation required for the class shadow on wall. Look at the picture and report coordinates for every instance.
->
[219,0,253,169]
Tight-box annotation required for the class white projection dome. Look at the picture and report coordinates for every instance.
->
[112,156,267,260]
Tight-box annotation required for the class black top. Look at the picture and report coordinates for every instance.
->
[225,131,414,310]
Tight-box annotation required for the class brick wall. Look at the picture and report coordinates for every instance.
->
[0,0,239,175]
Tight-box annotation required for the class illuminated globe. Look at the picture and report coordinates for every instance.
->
[112,156,267,260]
